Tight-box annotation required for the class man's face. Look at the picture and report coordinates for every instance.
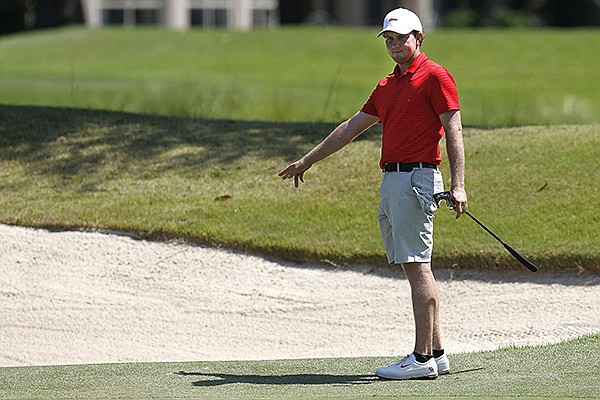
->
[383,31,421,65]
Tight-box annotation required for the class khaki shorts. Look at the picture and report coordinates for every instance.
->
[378,168,444,264]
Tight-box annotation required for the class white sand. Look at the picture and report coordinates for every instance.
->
[1,224,598,367]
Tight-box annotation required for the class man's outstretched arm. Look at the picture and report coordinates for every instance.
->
[278,111,379,187]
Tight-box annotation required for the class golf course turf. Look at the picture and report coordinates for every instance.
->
[1,334,598,399]
[0,26,598,400]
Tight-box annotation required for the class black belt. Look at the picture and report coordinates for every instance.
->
[382,162,438,173]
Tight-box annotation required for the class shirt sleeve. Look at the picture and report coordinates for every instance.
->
[428,68,460,115]
[360,81,382,118]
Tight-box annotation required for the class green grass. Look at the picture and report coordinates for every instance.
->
[1,334,598,399]
[1,28,598,271]
[0,27,598,126]
[0,26,598,400]
[0,105,598,272]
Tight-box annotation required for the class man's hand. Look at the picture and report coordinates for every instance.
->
[277,112,378,188]
[278,161,312,188]
[450,187,468,219]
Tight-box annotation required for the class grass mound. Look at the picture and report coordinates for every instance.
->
[0,105,598,272]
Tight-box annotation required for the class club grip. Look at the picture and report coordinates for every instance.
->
[503,243,538,272]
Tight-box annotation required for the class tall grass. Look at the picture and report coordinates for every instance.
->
[0,27,598,126]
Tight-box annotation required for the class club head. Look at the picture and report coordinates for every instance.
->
[433,191,455,209]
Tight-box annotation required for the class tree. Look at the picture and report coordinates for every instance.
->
[0,0,25,34]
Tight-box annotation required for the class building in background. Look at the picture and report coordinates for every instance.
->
[79,0,434,30]
[0,0,598,36]
[80,0,278,30]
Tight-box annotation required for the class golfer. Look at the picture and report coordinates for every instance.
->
[279,8,467,380]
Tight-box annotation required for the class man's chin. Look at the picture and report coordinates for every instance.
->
[391,54,407,63]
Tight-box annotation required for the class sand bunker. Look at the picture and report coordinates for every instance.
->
[1,224,598,367]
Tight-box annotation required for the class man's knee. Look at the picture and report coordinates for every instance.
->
[401,262,432,279]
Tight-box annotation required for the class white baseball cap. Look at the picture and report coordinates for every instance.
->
[377,8,423,37]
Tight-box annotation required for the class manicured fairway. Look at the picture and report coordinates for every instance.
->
[0,335,598,399]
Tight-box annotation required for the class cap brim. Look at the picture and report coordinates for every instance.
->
[376,27,414,37]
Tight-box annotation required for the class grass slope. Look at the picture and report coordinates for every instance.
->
[0,27,598,126]
[0,105,598,272]
[1,334,598,400]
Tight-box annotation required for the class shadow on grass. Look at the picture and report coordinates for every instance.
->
[0,104,380,180]
[175,367,485,387]
[174,371,376,386]
[2,104,597,273]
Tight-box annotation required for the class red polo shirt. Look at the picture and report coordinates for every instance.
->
[361,53,460,167]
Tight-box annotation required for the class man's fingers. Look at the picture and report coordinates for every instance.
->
[279,162,309,187]
[278,166,295,180]
[293,173,305,187]
[278,166,292,178]
[277,166,303,187]
[454,201,467,219]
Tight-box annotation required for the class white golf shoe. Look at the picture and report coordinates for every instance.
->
[435,353,451,375]
[376,353,438,380]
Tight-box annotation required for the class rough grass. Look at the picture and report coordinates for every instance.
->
[0,27,598,126]
[0,105,598,272]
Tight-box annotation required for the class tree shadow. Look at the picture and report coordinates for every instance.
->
[174,371,377,387]
[0,104,380,180]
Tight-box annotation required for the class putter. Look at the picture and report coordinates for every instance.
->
[433,191,538,273]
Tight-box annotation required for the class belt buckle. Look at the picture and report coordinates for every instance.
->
[382,162,399,172]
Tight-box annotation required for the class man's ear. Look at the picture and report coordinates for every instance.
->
[416,32,424,46]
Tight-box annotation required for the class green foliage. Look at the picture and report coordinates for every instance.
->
[491,8,542,27]
[0,105,598,272]
[441,8,542,27]
[441,9,480,27]
[0,27,598,126]
[0,334,598,399]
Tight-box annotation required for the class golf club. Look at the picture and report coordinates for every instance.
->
[433,191,539,273]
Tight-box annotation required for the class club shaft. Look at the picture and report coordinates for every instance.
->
[465,210,539,272]
[465,211,506,245]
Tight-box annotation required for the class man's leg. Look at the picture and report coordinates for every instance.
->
[375,261,441,380]
[375,169,447,379]
[401,262,441,356]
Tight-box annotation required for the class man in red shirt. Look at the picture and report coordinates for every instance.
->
[279,7,467,380]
